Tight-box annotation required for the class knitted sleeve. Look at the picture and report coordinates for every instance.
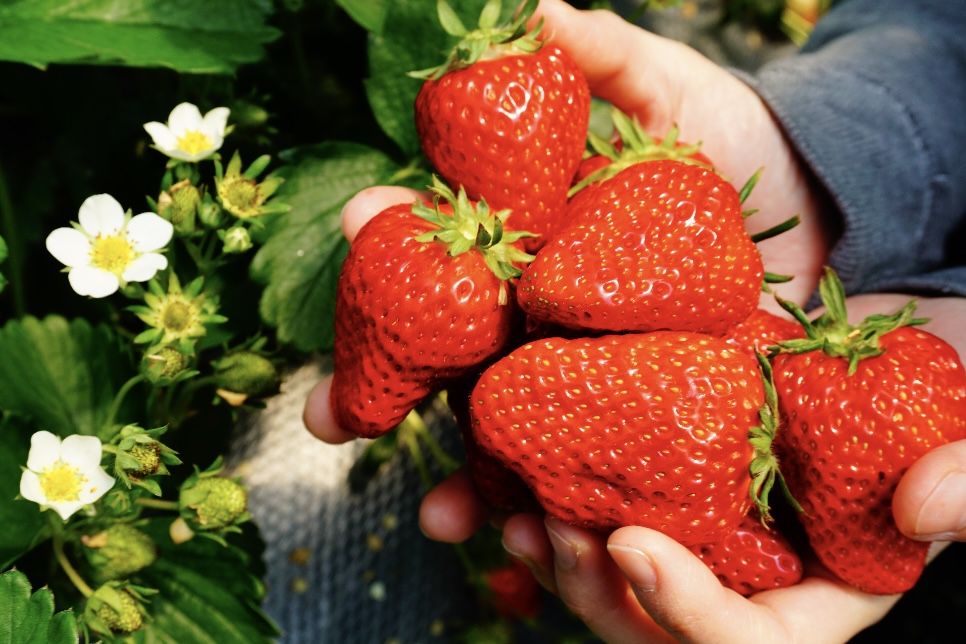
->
[746,0,966,297]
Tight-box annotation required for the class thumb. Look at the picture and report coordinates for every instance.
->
[893,440,966,541]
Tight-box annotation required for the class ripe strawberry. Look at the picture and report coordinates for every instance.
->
[771,269,966,594]
[484,558,542,620]
[469,330,778,542]
[517,159,764,336]
[689,513,803,596]
[723,307,803,357]
[331,179,533,438]
[412,0,590,249]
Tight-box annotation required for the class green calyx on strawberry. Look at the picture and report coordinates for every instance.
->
[410,0,544,81]
[774,266,926,373]
[569,107,712,198]
[413,176,536,305]
[768,267,966,594]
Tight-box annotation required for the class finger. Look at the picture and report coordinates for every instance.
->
[418,469,491,543]
[341,186,424,242]
[302,375,357,444]
[894,440,966,541]
[545,519,672,643]
[608,526,899,644]
[501,513,557,593]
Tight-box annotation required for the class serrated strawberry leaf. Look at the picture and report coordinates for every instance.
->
[0,569,78,644]
[126,518,278,643]
[0,316,139,441]
[0,0,279,74]
[250,142,429,352]
[0,417,46,571]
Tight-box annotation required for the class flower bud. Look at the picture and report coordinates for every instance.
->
[82,523,158,582]
[198,194,227,229]
[221,226,253,254]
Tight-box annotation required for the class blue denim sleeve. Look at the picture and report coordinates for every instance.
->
[744,0,966,298]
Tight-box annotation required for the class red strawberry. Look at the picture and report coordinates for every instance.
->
[689,513,803,596]
[413,0,590,249]
[484,558,542,620]
[724,307,803,357]
[771,269,966,594]
[330,178,533,438]
[517,159,764,336]
[447,374,541,514]
[469,330,778,542]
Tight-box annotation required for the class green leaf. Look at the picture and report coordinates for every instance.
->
[364,0,490,157]
[0,569,77,644]
[0,316,138,440]
[0,417,46,571]
[251,142,424,353]
[126,519,278,643]
[335,0,391,33]
[0,0,280,74]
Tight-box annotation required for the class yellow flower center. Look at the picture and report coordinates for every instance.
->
[222,179,260,217]
[161,299,195,332]
[40,461,88,502]
[176,130,212,156]
[90,235,136,275]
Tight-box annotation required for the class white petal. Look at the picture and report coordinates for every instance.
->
[46,228,92,268]
[48,500,86,521]
[26,431,62,471]
[19,470,45,505]
[143,121,178,150]
[167,102,204,135]
[78,194,126,237]
[127,213,174,252]
[201,106,230,140]
[60,434,105,469]
[78,467,117,503]
[122,253,168,283]
[68,266,120,298]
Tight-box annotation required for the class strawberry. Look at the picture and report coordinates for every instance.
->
[689,513,803,596]
[469,330,780,542]
[330,178,533,438]
[723,307,803,357]
[412,0,590,249]
[484,558,542,620]
[517,159,764,336]
[770,268,966,594]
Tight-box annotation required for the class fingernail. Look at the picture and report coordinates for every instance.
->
[545,522,579,570]
[913,469,966,539]
[607,544,657,592]
[502,540,537,571]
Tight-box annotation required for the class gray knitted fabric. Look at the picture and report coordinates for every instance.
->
[226,357,473,643]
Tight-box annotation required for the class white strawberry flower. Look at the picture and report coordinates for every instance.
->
[19,431,116,521]
[143,102,230,162]
[45,194,173,298]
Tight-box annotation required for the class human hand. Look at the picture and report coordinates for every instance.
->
[418,293,966,644]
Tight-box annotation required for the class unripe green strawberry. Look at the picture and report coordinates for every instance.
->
[82,523,158,582]
[141,344,192,385]
[88,584,144,635]
[158,178,200,235]
[180,476,248,530]
[213,351,280,397]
